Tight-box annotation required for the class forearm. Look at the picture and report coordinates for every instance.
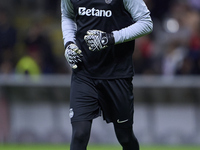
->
[112,16,153,44]
[61,0,77,47]
[113,0,153,44]
[61,17,77,47]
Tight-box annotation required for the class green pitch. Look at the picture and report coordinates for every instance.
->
[0,144,200,150]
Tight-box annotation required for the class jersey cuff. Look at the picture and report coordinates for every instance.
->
[64,41,75,49]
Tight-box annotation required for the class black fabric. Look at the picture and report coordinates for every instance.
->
[70,120,139,150]
[70,121,92,150]
[107,32,115,46]
[114,125,139,150]
[70,73,134,128]
[64,41,75,49]
[70,0,135,79]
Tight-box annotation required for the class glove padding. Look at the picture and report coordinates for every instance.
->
[84,30,115,51]
[65,43,82,69]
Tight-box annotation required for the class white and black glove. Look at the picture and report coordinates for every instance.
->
[84,30,115,51]
[65,42,82,69]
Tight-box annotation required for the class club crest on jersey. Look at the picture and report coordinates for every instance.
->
[69,108,74,118]
[105,0,112,4]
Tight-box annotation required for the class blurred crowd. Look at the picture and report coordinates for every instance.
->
[135,0,200,76]
[0,0,200,76]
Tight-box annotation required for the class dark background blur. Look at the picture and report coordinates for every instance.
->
[0,0,200,76]
[0,0,68,75]
[0,0,200,145]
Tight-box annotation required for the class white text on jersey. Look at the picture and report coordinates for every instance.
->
[78,7,112,17]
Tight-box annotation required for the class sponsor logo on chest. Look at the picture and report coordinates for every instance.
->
[78,7,112,17]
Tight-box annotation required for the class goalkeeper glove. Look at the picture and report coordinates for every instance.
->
[65,42,82,69]
[84,30,115,51]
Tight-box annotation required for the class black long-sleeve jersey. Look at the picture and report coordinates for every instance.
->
[61,0,153,79]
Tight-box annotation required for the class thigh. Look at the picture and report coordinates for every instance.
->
[69,74,101,122]
[98,78,134,127]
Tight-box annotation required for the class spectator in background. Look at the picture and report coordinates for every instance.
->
[162,40,188,76]
[0,6,16,74]
[176,56,194,75]
[150,0,197,76]
[24,22,56,74]
[187,10,200,74]
[133,35,155,75]
[15,55,41,77]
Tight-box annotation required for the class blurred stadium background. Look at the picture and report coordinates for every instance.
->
[0,0,200,147]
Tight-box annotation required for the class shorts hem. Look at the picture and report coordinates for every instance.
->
[70,114,101,123]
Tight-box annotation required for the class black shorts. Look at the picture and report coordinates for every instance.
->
[69,73,134,127]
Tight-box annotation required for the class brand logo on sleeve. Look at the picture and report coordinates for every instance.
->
[105,0,112,4]
[78,7,112,17]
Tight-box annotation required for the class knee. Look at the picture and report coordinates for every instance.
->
[117,132,139,150]
[72,129,89,143]
[114,126,139,146]
[71,121,92,143]
[117,134,133,145]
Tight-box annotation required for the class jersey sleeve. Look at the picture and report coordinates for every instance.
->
[112,0,153,44]
[61,0,77,48]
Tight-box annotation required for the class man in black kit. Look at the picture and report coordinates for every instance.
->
[61,0,153,149]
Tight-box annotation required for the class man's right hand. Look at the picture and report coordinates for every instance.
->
[65,43,83,69]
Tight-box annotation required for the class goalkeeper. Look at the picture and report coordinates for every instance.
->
[61,0,153,150]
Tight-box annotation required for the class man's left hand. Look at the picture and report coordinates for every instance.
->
[84,30,115,51]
